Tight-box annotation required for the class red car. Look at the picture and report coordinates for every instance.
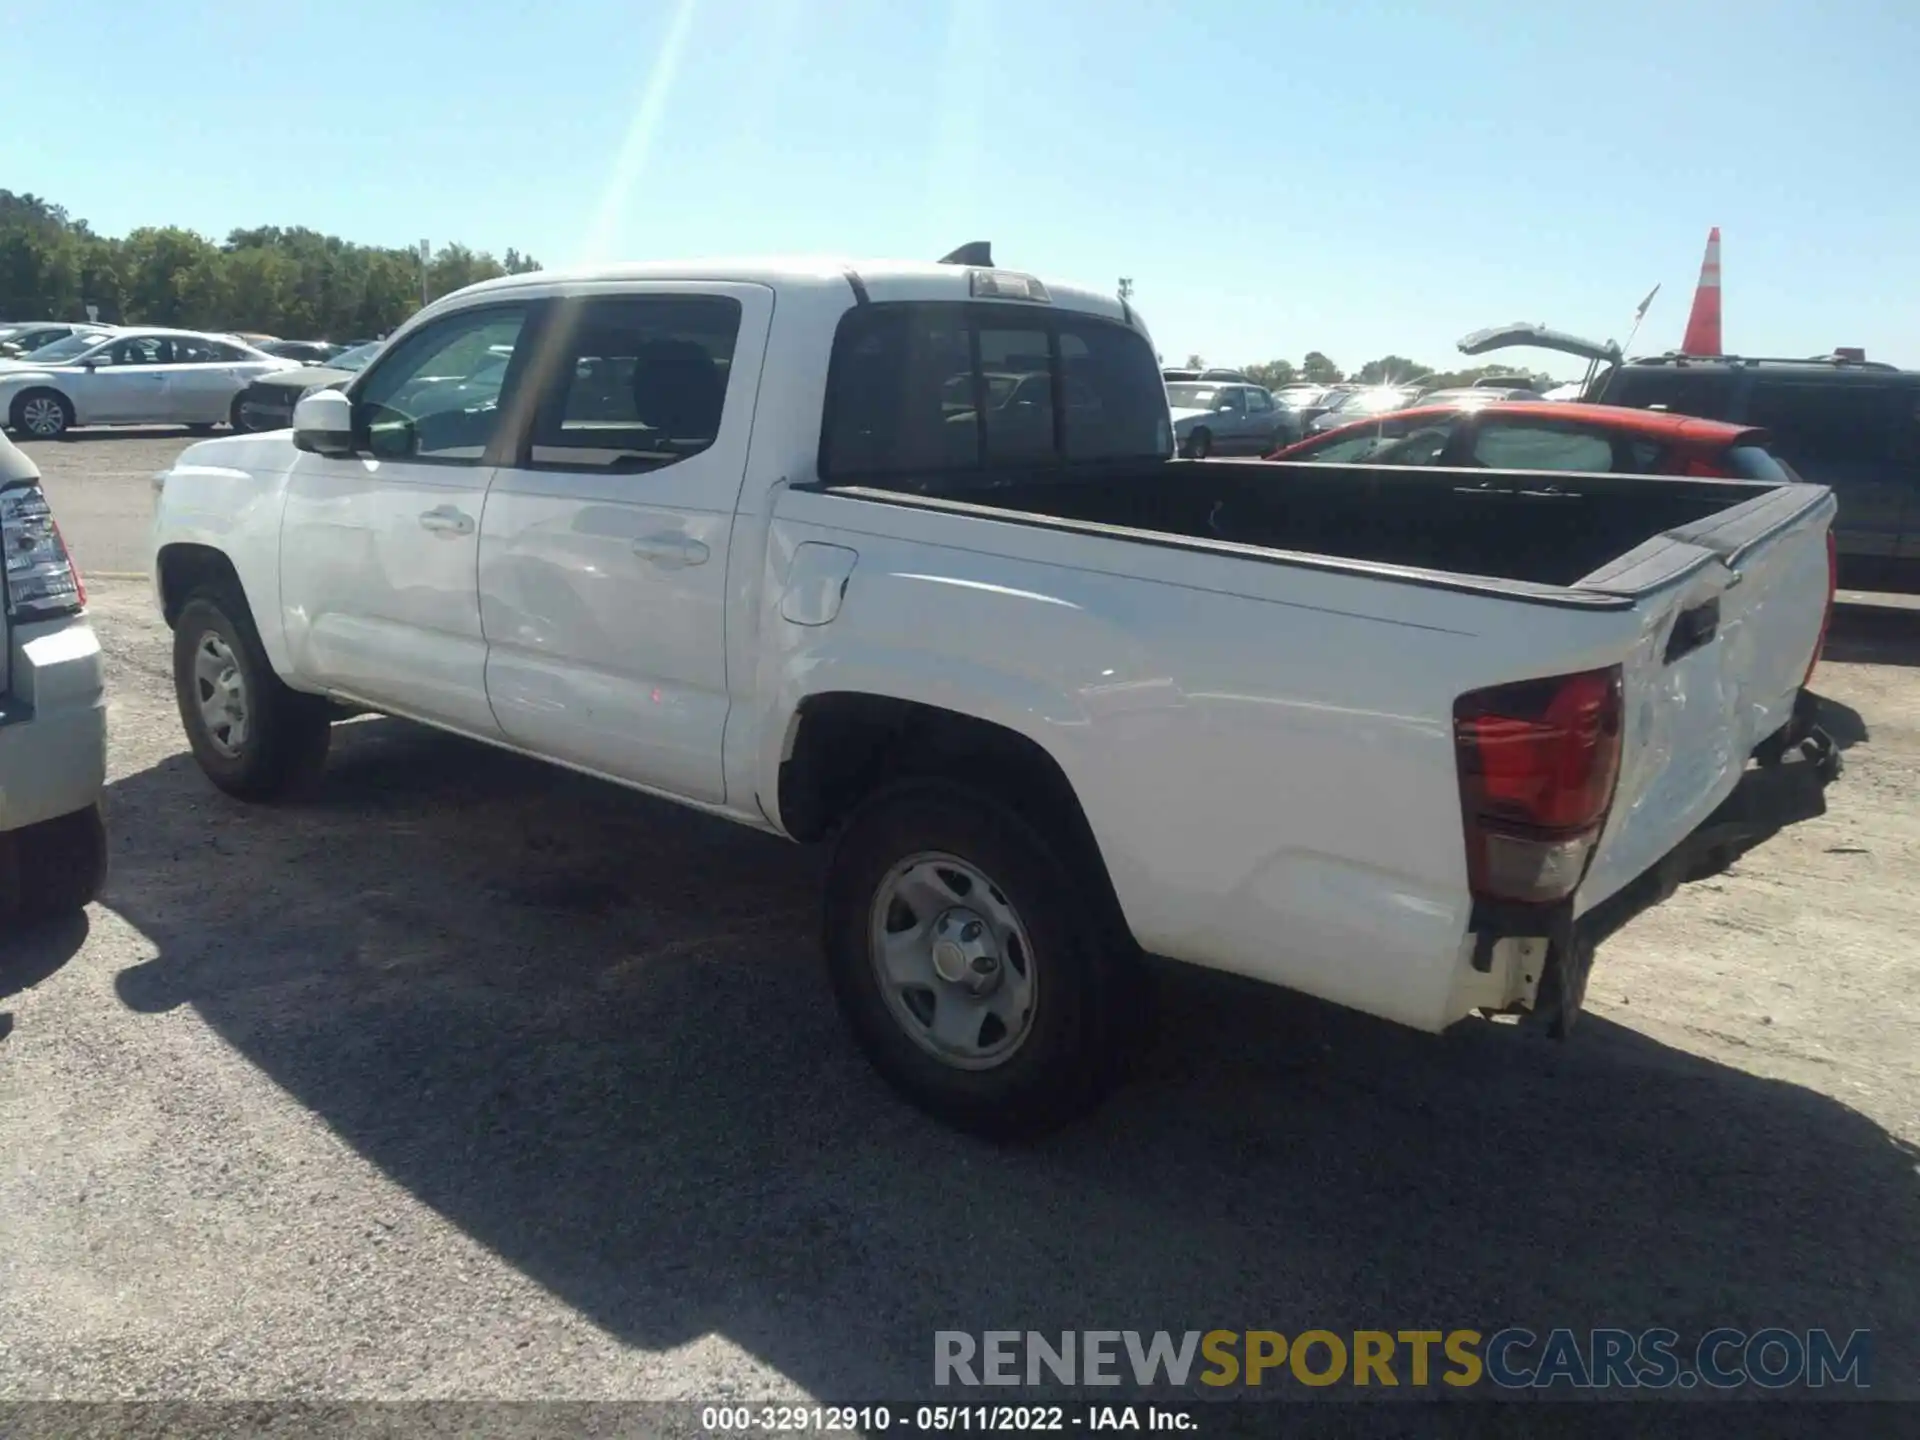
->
[1264,399,1795,481]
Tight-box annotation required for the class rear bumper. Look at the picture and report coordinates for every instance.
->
[0,614,108,833]
[1454,690,1839,1033]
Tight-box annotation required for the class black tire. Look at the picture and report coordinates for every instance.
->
[16,803,108,916]
[1186,428,1213,459]
[822,778,1136,1138]
[173,590,332,800]
[229,395,250,432]
[9,388,74,439]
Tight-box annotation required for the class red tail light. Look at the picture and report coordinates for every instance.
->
[1,483,84,619]
[1453,666,1624,905]
[1804,528,1837,687]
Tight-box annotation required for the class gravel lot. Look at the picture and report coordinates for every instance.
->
[2,431,1917,1405]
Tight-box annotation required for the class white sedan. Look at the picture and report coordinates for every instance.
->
[0,328,302,439]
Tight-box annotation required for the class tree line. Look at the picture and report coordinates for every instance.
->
[1180,352,1564,392]
[2,191,1566,380]
[0,191,541,341]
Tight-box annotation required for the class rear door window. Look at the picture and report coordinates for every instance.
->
[1470,422,1616,472]
[1608,369,1737,420]
[1744,381,1901,468]
[821,302,1169,479]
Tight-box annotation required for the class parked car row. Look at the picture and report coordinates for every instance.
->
[1160,370,1547,458]
[0,329,305,438]
[1459,324,1920,592]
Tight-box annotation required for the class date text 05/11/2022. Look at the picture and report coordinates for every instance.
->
[700,1404,1195,1432]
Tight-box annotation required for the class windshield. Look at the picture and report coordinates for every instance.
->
[21,333,106,363]
[1166,384,1222,409]
[1275,387,1326,407]
[1334,387,1418,416]
[329,341,382,373]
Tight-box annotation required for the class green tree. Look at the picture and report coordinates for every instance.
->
[1354,355,1435,385]
[0,189,541,339]
[1243,359,1297,389]
[1300,351,1342,384]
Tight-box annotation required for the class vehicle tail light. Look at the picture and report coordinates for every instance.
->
[1804,527,1837,687]
[1,484,85,619]
[1679,456,1732,478]
[1453,666,1624,906]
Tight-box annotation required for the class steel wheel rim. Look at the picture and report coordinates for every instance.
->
[193,632,249,758]
[868,851,1039,1070]
[22,397,64,436]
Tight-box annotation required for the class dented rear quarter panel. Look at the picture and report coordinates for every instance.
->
[746,486,1658,1033]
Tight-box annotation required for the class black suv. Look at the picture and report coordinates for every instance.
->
[1460,325,1920,592]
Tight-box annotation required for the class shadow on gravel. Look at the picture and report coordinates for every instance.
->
[1825,601,1920,670]
[0,909,89,1042]
[98,719,1920,1401]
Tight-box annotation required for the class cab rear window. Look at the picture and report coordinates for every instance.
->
[820,301,1171,481]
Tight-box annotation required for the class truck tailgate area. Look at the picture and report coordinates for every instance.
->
[1574,487,1837,914]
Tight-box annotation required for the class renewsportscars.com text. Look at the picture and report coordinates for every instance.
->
[934,1328,1870,1391]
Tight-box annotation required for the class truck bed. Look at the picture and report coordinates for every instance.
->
[832,458,1799,591]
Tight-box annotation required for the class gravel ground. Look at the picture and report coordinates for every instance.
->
[1,446,1917,1407]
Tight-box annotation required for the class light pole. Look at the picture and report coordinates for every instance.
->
[419,239,431,308]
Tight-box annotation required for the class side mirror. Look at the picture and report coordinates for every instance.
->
[291,389,356,456]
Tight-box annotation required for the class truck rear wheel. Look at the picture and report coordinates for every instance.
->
[15,803,108,916]
[822,779,1133,1138]
[173,591,332,801]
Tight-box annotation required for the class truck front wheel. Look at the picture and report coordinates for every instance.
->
[173,591,332,801]
[822,779,1132,1138]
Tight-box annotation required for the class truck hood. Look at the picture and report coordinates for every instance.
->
[248,363,357,394]
[166,431,302,475]
[1457,323,1621,364]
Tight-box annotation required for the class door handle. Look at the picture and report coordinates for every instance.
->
[418,506,475,538]
[631,533,709,568]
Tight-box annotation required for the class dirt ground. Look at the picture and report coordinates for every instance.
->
[1,571,1916,1405]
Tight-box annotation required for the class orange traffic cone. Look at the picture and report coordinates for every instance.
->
[1680,227,1722,355]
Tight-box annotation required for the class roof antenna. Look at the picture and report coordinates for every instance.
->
[938,241,993,266]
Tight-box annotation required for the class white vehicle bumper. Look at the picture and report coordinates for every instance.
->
[0,613,108,834]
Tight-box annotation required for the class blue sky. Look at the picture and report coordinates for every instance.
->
[11,0,1919,375]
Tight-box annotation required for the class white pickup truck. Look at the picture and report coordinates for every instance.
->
[150,252,1840,1134]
